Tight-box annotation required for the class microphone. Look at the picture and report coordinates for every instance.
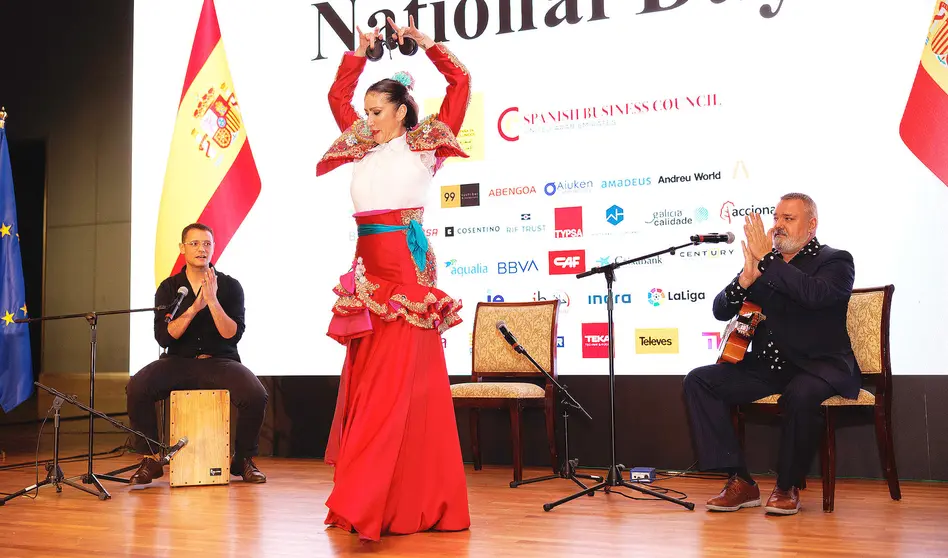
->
[496,321,525,354]
[164,286,189,323]
[690,232,735,244]
[159,436,189,465]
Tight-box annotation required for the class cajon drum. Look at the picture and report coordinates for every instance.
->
[169,390,231,487]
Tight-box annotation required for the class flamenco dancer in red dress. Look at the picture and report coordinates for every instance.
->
[316,16,472,541]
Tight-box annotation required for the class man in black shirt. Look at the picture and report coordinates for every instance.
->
[683,193,857,515]
[126,223,268,484]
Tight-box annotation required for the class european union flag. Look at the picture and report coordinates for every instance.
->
[0,120,33,412]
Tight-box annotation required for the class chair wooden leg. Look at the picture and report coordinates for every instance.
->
[509,402,523,483]
[874,396,902,501]
[544,394,558,474]
[469,408,482,471]
[821,408,836,512]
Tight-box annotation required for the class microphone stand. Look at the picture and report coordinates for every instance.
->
[14,303,172,500]
[504,335,604,493]
[0,393,95,504]
[543,240,706,512]
[0,383,170,505]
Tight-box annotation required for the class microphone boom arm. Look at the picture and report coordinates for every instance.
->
[32,382,170,452]
[576,240,698,279]
[499,330,592,421]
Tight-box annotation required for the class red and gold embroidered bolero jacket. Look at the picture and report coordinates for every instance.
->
[316,44,471,177]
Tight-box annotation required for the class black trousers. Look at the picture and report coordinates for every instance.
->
[126,356,268,460]
[682,359,836,490]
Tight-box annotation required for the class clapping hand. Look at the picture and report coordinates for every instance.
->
[191,286,208,313]
[203,267,219,305]
[744,213,774,261]
[737,214,773,289]
[738,239,761,289]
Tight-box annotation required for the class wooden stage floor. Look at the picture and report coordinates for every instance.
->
[1,446,947,558]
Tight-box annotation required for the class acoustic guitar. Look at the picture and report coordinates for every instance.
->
[717,301,766,364]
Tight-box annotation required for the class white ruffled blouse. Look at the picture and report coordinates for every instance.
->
[350,133,437,213]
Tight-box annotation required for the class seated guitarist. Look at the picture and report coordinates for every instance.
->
[682,193,858,516]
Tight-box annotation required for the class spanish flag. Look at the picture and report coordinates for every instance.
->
[900,1,948,187]
[154,0,261,285]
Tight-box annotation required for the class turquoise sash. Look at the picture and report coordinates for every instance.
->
[357,220,429,271]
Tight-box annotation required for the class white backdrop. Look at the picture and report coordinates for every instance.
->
[131,0,948,376]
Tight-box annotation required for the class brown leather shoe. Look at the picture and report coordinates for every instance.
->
[706,475,761,512]
[128,457,164,485]
[231,457,267,484]
[764,486,801,515]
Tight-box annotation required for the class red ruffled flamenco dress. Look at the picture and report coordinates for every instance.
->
[315,44,473,541]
